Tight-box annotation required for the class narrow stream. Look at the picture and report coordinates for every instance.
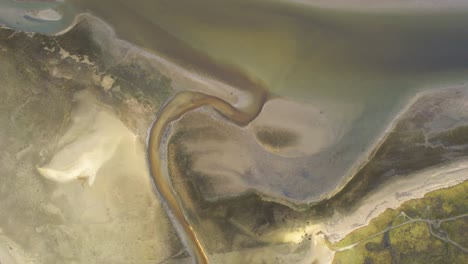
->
[4,0,468,263]
[147,90,267,264]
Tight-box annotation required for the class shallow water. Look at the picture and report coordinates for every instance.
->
[5,2,468,101]
[2,1,468,263]
[54,2,468,198]
[6,2,468,166]
[0,0,76,33]
[65,0,468,95]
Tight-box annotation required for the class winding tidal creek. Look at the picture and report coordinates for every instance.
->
[1,0,468,263]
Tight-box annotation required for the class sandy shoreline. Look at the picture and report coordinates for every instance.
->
[33,13,468,207]
[4,8,467,198]
[63,14,262,112]
[2,9,468,264]
[324,85,464,203]
[323,158,468,243]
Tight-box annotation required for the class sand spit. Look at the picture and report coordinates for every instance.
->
[25,8,62,22]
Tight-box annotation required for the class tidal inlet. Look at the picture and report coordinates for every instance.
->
[1,0,468,263]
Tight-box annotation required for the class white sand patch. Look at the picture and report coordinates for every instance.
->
[37,90,131,186]
[100,75,115,90]
[165,231,333,264]
[28,90,175,263]
[266,224,333,264]
[25,8,62,22]
[57,46,94,66]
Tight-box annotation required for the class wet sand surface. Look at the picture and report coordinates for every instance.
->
[6,0,468,203]
[2,1,468,263]
[147,90,268,263]
[0,22,183,263]
[61,0,468,202]
[52,2,468,263]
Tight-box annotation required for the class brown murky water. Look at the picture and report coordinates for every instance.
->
[147,91,268,263]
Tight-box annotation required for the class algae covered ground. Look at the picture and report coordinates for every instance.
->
[331,181,468,264]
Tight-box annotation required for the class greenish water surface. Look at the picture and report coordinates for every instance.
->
[65,0,468,201]
[0,0,75,33]
[3,0,468,199]
[67,0,468,100]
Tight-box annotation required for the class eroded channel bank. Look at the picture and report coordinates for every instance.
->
[147,90,268,264]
